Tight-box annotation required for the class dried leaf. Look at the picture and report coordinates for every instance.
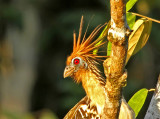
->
[126,18,152,64]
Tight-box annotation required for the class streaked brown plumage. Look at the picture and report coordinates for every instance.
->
[63,16,135,119]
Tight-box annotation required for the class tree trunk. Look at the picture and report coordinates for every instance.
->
[102,0,132,118]
[144,75,160,119]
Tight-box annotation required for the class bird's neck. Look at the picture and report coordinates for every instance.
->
[75,69,106,114]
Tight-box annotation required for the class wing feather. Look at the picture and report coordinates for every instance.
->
[64,96,88,119]
[64,96,100,119]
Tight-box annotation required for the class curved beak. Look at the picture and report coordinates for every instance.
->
[63,65,75,78]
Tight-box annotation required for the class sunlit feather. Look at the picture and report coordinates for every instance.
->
[69,16,107,62]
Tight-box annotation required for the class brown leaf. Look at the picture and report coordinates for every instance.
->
[126,18,152,64]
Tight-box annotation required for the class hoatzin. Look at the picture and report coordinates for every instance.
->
[63,16,135,119]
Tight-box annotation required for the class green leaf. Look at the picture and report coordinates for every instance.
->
[107,41,112,56]
[126,18,152,64]
[128,88,148,117]
[93,21,110,54]
[126,0,138,12]
[99,21,110,38]
[93,40,103,55]
[126,12,136,29]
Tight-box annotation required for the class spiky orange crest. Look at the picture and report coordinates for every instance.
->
[66,16,107,65]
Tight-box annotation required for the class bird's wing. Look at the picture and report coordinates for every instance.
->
[63,96,89,119]
[64,96,101,119]
[64,96,135,119]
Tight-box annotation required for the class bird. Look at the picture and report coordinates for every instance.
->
[63,16,135,119]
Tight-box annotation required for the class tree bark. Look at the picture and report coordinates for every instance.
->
[144,75,160,119]
[102,0,131,118]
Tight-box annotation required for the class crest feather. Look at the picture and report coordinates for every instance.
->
[72,16,107,60]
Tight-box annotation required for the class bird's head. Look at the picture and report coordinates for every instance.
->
[64,54,88,77]
[63,16,107,82]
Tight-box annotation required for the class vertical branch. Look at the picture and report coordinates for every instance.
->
[144,75,160,119]
[103,0,131,118]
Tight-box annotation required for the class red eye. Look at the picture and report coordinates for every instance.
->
[74,58,80,65]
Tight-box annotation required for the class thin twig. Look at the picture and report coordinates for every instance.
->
[131,12,160,24]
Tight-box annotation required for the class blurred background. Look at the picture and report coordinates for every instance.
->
[0,0,160,119]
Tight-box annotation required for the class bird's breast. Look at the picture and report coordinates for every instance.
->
[82,72,106,114]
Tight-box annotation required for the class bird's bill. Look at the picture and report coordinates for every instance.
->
[63,65,75,78]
